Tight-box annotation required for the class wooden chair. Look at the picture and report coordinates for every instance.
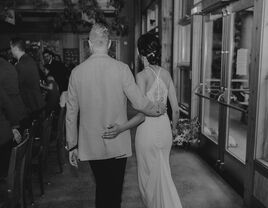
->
[0,132,30,208]
[54,107,66,173]
[32,113,53,195]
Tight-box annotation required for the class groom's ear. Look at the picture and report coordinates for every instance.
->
[88,40,93,51]
[107,40,111,49]
[136,48,140,56]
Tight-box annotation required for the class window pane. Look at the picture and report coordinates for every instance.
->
[178,24,191,64]
[203,15,223,99]
[202,98,220,143]
[146,4,158,32]
[182,0,193,17]
[179,66,191,109]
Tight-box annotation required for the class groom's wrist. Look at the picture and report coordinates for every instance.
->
[68,144,78,152]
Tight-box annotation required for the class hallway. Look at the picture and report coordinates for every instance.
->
[32,129,245,208]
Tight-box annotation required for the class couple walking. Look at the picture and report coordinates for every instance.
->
[66,23,183,208]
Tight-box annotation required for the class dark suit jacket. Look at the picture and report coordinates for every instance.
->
[16,54,45,114]
[0,57,27,121]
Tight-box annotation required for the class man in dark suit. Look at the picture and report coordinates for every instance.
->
[0,56,26,123]
[43,50,68,93]
[10,37,45,122]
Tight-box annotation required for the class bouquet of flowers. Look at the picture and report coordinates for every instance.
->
[173,117,200,147]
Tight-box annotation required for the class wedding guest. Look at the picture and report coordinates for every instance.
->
[40,67,60,115]
[43,50,68,93]
[0,56,27,123]
[10,37,45,127]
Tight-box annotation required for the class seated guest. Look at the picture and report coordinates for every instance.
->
[0,87,21,178]
[43,50,68,93]
[10,37,45,127]
[40,67,60,115]
[0,56,27,123]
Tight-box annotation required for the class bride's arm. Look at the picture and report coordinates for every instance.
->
[102,73,146,139]
[167,74,180,135]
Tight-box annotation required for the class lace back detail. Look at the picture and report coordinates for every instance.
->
[146,66,168,104]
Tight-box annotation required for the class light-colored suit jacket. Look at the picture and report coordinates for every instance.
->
[66,53,149,161]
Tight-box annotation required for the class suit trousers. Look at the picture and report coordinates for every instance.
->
[89,157,127,208]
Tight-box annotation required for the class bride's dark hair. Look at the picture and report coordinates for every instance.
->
[137,33,161,66]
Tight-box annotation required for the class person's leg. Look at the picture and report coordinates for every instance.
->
[109,158,127,208]
[89,158,127,208]
[89,159,109,208]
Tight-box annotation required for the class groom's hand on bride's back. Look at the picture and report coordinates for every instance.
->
[149,101,167,117]
[157,101,167,115]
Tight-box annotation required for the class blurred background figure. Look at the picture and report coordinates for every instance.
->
[40,67,60,115]
[43,49,68,93]
[10,37,45,128]
[0,55,26,125]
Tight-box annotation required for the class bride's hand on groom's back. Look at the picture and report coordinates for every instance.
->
[102,124,122,139]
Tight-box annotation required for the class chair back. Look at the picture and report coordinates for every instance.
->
[24,120,38,180]
[40,113,53,164]
[6,132,30,207]
[56,107,66,147]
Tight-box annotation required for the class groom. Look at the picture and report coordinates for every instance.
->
[66,23,165,208]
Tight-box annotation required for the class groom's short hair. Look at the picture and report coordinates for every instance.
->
[89,23,110,48]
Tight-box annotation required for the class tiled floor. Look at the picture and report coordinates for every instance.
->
[30,107,245,208]
[31,139,245,208]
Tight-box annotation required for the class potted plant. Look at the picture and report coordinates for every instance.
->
[173,116,200,149]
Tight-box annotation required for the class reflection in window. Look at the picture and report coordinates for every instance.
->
[226,8,253,162]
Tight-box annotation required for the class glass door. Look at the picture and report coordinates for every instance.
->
[224,7,253,163]
[200,12,224,145]
[197,3,254,193]
[196,10,226,168]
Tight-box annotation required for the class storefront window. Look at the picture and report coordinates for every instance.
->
[173,0,193,114]
[176,24,191,112]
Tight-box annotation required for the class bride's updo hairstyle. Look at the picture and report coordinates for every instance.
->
[138,33,161,66]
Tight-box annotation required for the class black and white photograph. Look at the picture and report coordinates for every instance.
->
[0,0,268,208]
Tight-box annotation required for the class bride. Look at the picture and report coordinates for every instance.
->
[103,33,182,208]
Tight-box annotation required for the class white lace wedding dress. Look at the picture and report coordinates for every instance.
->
[135,66,183,208]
